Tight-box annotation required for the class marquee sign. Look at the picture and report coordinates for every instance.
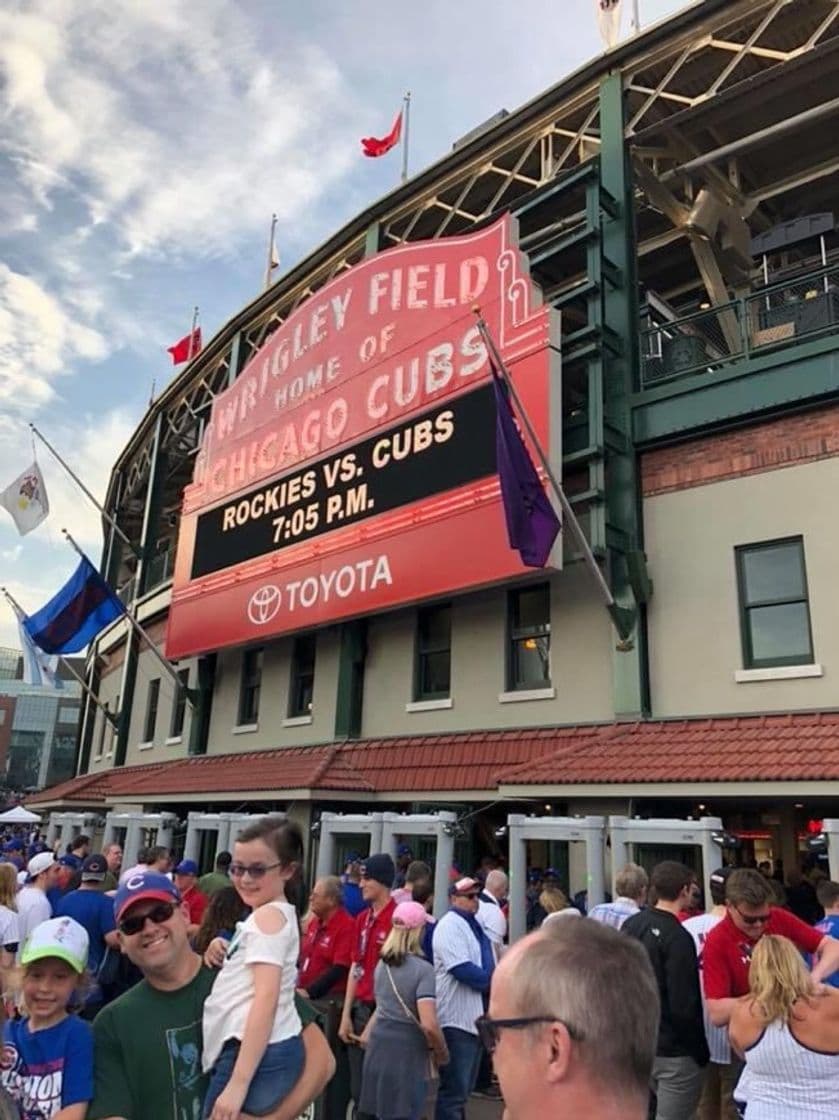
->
[165,214,561,659]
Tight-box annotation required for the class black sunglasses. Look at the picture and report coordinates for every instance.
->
[229,861,281,880]
[475,1014,581,1054]
[732,906,772,927]
[119,900,177,936]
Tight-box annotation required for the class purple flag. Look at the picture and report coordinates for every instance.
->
[491,361,561,567]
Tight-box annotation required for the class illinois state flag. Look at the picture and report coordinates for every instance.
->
[361,110,403,158]
[0,461,49,536]
[492,361,561,567]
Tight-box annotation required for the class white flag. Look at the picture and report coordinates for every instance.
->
[596,0,622,49]
[0,461,49,536]
[16,613,62,689]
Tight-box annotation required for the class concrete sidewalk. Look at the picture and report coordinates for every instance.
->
[467,1094,504,1120]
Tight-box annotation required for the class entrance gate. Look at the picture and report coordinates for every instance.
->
[380,811,457,917]
[182,812,273,868]
[103,811,179,867]
[507,815,606,943]
[315,812,384,880]
[609,815,724,906]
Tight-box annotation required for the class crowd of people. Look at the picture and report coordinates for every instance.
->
[0,821,836,1119]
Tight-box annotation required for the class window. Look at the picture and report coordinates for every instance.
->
[288,635,316,718]
[736,538,814,669]
[169,669,190,738]
[414,605,452,700]
[143,680,160,743]
[507,584,551,690]
[238,648,263,725]
[96,703,109,758]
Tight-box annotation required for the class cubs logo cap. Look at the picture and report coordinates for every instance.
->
[21,917,89,974]
[114,870,181,922]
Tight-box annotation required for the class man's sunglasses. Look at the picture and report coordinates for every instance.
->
[119,900,177,936]
[475,1014,581,1054]
[229,861,281,880]
[733,906,772,927]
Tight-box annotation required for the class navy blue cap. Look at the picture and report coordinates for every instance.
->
[174,859,199,877]
[114,871,180,921]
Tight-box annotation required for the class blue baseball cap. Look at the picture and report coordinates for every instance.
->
[174,859,199,877]
[397,844,413,857]
[114,871,180,922]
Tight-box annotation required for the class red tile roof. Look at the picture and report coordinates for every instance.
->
[498,713,839,786]
[28,712,839,807]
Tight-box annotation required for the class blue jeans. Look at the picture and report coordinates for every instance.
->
[203,1035,304,1117]
[435,1028,481,1120]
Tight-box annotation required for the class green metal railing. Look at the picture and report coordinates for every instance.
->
[640,263,839,387]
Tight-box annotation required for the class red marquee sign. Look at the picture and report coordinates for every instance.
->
[166,214,561,659]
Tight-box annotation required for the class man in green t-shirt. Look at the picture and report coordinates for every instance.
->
[88,871,334,1120]
[198,851,232,898]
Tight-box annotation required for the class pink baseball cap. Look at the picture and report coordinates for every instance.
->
[392,901,430,929]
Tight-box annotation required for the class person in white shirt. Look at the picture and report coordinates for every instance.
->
[588,863,648,930]
[433,877,495,1120]
[16,851,59,954]
[476,870,507,962]
[683,866,739,1120]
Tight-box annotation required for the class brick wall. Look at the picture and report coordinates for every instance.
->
[99,616,169,681]
[641,405,839,496]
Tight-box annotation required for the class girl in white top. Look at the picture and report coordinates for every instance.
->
[202,818,304,1120]
[729,933,839,1119]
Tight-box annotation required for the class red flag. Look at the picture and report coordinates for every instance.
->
[361,110,403,158]
[167,328,202,365]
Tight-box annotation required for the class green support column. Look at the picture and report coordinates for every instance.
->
[334,621,367,740]
[115,414,166,766]
[598,72,649,719]
[331,222,382,742]
[226,331,245,389]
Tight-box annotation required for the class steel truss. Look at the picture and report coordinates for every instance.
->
[108,0,839,573]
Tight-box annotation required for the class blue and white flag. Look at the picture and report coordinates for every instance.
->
[15,610,62,689]
[23,555,125,655]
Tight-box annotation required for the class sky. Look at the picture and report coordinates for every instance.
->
[0,0,687,649]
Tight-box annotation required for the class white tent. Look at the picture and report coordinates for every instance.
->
[0,806,41,824]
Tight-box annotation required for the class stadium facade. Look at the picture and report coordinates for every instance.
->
[30,0,839,885]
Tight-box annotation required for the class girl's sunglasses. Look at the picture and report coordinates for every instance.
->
[229,861,281,880]
[118,900,177,936]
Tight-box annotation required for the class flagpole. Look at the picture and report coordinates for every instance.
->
[1,587,119,726]
[473,310,636,642]
[401,91,411,184]
[187,306,199,362]
[61,530,195,708]
[28,424,141,559]
[631,0,641,35]
[265,213,278,290]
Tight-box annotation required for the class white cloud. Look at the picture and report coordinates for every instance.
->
[0,265,108,411]
[0,1,365,261]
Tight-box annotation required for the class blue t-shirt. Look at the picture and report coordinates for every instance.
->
[814,914,839,986]
[1,1015,93,1119]
[342,881,367,917]
[54,890,116,974]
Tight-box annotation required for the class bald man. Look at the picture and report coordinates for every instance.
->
[484,919,659,1120]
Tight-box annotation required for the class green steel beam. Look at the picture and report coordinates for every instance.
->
[633,344,839,444]
[598,72,649,718]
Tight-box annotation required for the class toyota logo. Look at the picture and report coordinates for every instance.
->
[247,585,282,625]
